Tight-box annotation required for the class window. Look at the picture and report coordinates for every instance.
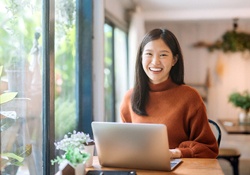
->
[114,27,128,121]
[1,0,43,174]
[0,0,83,174]
[104,23,114,121]
[54,0,77,140]
[104,22,128,122]
[1,1,128,174]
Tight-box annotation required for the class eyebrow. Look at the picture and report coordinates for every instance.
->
[143,49,170,53]
[160,50,170,53]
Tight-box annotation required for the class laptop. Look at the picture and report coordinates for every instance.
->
[91,122,182,171]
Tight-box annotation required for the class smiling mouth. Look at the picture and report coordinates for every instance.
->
[149,67,162,72]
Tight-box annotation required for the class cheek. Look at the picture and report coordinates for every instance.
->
[163,58,175,67]
[141,58,148,70]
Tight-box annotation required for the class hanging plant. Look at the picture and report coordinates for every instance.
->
[193,19,250,53]
[208,31,250,52]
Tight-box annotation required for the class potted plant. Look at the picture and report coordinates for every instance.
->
[51,131,95,175]
[229,91,250,124]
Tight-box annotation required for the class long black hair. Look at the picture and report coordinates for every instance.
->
[131,28,185,116]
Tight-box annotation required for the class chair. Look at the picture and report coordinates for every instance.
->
[208,119,241,175]
[208,119,221,147]
[217,148,241,175]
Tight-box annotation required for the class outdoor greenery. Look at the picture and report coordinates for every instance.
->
[1,0,77,174]
[104,24,113,121]
[229,91,250,113]
[54,0,77,140]
[1,0,77,135]
[1,3,77,173]
[55,97,76,140]
[0,0,41,67]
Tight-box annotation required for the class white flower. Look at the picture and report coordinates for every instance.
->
[51,130,93,167]
[54,130,93,152]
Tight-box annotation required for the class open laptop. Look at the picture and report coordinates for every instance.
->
[91,122,182,171]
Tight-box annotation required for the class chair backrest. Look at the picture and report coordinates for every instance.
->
[208,119,221,147]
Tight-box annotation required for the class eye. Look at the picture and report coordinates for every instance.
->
[144,52,152,56]
[160,54,168,57]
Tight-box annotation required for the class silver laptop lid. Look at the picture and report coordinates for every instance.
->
[91,122,176,171]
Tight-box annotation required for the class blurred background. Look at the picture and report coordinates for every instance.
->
[0,0,250,174]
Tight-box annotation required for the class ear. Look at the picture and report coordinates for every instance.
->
[172,55,178,66]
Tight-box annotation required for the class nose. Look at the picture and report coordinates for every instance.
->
[151,55,160,65]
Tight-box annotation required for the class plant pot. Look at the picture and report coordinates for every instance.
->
[84,144,95,168]
[58,161,86,175]
[75,163,86,175]
[238,111,250,124]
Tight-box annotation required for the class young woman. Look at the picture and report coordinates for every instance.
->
[120,28,218,158]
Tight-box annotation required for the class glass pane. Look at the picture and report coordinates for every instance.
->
[54,0,76,140]
[104,24,114,122]
[0,0,43,174]
[114,28,128,122]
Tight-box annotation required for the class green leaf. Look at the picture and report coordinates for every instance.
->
[12,161,23,166]
[0,153,24,163]
[0,92,18,104]
[0,144,32,167]
[229,91,250,112]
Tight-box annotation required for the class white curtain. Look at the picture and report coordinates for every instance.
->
[128,6,146,88]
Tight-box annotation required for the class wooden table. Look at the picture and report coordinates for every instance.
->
[218,119,250,134]
[86,156,224,175]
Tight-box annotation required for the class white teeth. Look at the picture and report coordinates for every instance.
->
[150,67,162,72]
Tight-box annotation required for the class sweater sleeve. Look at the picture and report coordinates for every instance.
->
[177,106,219,158]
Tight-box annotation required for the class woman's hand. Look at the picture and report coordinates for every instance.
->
[169,149,182,159]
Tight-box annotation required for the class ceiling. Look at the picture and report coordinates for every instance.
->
[133,0,250,11]
[122,0,250,21]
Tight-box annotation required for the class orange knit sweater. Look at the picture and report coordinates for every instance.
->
[120,78,218,158]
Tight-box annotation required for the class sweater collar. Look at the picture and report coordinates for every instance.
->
[149,77,178,92]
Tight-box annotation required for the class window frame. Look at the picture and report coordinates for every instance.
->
[42,0,55,174]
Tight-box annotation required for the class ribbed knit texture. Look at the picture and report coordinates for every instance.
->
[120,78,218,158]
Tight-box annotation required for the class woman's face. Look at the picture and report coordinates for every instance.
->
[142,38,177,84]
